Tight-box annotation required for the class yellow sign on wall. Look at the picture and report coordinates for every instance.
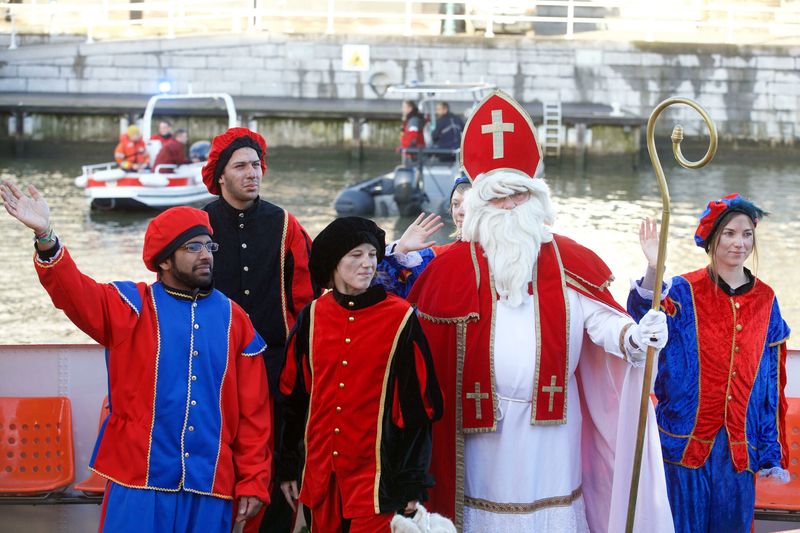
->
[342,44,370,72]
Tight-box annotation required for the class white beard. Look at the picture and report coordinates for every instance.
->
[462,172,555,308]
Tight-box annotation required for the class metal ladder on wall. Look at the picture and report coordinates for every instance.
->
[542,101,562,158]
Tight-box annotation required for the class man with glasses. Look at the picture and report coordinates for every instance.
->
[202,127,317,533]
[0,181,272,533]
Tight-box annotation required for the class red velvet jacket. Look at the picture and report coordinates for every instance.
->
[279,287,443,517]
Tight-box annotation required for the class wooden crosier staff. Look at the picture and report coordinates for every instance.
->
[625,98,718,533]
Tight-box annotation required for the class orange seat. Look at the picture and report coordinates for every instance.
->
[74,397,110,496]
[755,397,800,511]
[0,397,75,495]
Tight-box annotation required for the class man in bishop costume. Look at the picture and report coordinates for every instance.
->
[407,91,675,532]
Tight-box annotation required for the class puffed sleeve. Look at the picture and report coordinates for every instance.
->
[232,313,272,502]
[35,243,139,347]
[277,304,313,482]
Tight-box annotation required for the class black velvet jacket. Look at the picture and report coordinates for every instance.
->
[204,196,315,390]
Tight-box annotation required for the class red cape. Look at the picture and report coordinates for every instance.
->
[407,236,673,532]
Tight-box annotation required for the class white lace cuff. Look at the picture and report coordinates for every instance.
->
[758,467,790,484]
[630,276,672,303]
[385,241,423,267]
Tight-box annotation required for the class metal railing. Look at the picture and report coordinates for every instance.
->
[2,1,800,48]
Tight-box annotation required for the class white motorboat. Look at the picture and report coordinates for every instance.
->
[74,93,237,210]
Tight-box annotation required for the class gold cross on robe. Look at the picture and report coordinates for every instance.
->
[541,375,564,413]
[466,381,489,419]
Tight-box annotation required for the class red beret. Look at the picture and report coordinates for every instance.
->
[202,127,267,195]
[143,206,213,272]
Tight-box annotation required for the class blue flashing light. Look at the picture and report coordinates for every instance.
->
[157,80,172,93]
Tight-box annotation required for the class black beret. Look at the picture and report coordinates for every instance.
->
[310,217,386,289]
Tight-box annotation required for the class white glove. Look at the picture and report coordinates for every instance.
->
[758,466,790,484]
[390,503,457,533]
[625,309,668,361]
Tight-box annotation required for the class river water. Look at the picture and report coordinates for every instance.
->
[1,144,797,346]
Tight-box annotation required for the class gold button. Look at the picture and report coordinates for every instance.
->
[734,346,740,353]
[735,302,740,309]
[732,371,737,378]
[348,301,354,307]
[342,360,348,366]
[728,395,732,401]
[345,338,351,343]
[348,316,354,322]
[244,289,250,295]
[736,324,742,331]
[339,382,344,389]
[336,406,342,412]
[333,451,339,457]
[241,243,247,249]
[334,428,340,433]
[243,266,249,272]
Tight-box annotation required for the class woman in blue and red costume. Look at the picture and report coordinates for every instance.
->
[277,216,443,533]
[376,175,470,298]
[628,193,791,533]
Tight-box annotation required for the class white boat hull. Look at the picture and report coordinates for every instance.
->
[75,163,213,210]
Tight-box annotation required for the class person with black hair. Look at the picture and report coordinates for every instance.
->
[1,183,271,532]
[399,100,426,155]
[375,176,469,298]
[278,216,443,533]
[431,102,464,161]
[153,128,190,173]
[201,127,317,533]
[629,194,791,533]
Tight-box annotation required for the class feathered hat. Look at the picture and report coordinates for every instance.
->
[694,193,766,250]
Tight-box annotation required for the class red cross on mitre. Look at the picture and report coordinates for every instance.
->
[460,90,542,182]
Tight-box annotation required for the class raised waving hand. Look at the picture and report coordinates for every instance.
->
[1,180,50,235]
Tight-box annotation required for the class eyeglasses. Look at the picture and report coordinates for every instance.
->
[182,242,219,253]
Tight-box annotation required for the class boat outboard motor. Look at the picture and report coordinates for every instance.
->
[189,140,211,162]
[334,188,374,216]
[393,166,423,216]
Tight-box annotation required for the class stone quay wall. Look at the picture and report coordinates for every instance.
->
[1,34,798,147]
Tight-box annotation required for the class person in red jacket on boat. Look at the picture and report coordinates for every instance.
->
[114,124,149,172]
[153,129,191,173]
[151,119,173,142]
[399,100,426,161]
